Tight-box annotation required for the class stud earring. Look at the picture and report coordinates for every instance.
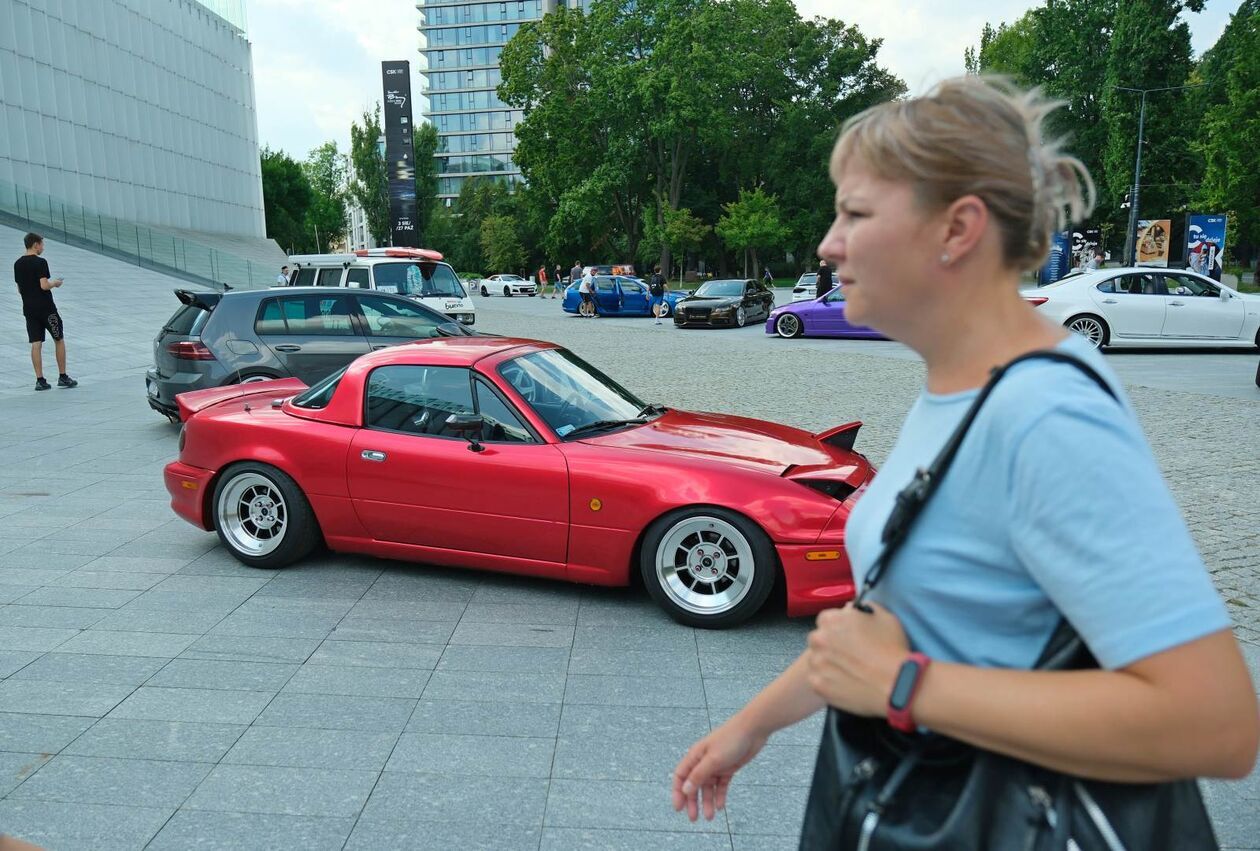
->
[940,253,951,265]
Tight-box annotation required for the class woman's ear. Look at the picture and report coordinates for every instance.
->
[940,194,990,266]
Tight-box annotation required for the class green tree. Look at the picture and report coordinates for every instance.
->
[413,122,440,245]
[349,105,390,245]
[716,188,789,277]
[480,214,527,274]
[302,142,347,253]
[260,147,313,254]
[644,207,711,281]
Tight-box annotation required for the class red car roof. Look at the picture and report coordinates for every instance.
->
[355,336,555,368]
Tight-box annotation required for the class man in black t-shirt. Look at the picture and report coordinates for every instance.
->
[649,265,667,324]
[14,232,76,391]
[815,259,834,299]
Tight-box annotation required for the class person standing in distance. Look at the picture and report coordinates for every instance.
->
[649,265,668,324]
[554,263,564,297]
[578,267,596,317]
[537,264,550,298]
[14,233,75,391]
[276,265,289,285]
[814,258,833,299]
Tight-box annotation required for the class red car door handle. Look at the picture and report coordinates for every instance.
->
[361,450,387,462]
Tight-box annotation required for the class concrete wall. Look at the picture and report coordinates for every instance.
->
[0,0,266,237]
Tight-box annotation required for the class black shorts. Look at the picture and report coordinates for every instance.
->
[580,292,593,304]
[26,312,63,343]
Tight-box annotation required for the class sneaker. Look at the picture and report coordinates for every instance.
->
[655,319,662,325]
[58,374,78,388]
[35,377,51,391]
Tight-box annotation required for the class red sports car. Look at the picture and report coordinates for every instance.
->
[165,338,873,628]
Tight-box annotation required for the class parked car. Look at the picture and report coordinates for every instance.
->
[561,275,686,317]
[791,272,818,301]
[673,279,776,328]
[145,287,470,422]
[1025,267,1260,349]
[284,248,476,326]
[164,337,874,628]
[582,264,636,277]
[766,287,885,339]
[481,274,537,297]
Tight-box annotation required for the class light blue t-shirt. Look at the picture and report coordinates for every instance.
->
[845,334,1231,671]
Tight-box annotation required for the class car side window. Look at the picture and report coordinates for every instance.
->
[346,269,370,288]
[357,294,444,338]
[255,299,287,335]
[1163,274,1215,297]
[272,295,356,336]
[474,380,534,443]
[365,365,475,438]
[595,277,617,293]
[316,268,344,288]
[1109,274,1160,295]
[293,268,317,287]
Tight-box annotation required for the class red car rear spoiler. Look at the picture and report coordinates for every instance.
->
[175,378,308,422]
[815,421,862,452]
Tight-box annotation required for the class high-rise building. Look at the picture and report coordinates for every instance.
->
[417,0,590,203]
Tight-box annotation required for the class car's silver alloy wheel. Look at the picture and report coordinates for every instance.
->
[655,515,755,615]
[660,301,671,316]
[736,307,746,327]
[1067,316,1105,348]
[239,375,269,384]
[776,314,801,338]
[217,472,288,556]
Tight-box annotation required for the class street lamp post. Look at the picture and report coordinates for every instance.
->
[1113,84,1206,266]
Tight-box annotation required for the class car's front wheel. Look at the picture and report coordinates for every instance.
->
[504,286,512,297]
[735,307,747,328]
[775,313,803,338]
[659,301,671,317]
[212,462,319,569]
[1065,314,1109,349]
[641,507,776,628]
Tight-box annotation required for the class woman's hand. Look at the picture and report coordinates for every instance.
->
[672,718,768,822]
[805,602,910,717]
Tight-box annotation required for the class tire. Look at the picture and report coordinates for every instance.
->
[504,286,512,297]
[480,285,489,297]
[735,307,747,328]
[211,462,319,569]
[659,301,671,317]
[775,313,804,338]
[640,506,777,628]
[1064,314,1109,349]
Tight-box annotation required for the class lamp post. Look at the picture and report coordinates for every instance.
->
[1113,84,1205,266]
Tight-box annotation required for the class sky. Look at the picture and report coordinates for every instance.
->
[247,0,1242,160]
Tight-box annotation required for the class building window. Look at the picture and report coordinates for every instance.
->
[500,24,508,35]
[436,50,445,63]
[468,70,475,84]
[518,1,525,11]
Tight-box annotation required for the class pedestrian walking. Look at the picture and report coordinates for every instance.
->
[276,265,289,285]
[578,267,595,317]
[762,266,773,288]
[671,76,1256,847]
[14,232,76,391]
[538,264,550,298]
[814,258,833,299]
[649,265,668,324]
[554,264,564,296]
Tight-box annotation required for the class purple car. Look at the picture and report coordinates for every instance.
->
[764,287,885,339]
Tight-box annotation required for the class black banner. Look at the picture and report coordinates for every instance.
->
[382,61,417,247]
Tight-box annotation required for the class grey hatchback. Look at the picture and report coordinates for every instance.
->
[145,286,470,421]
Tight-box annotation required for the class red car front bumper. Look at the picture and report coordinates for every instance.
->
[164,461,215,531]
[777,543,857,617]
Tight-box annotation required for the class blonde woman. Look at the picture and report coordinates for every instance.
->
[671,77,1257,843]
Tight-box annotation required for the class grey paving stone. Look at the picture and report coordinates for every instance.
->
[0,649,39,678]
[0,679,134,717]
[699,649,800,677]
[62,718,245,763]
[252,578,375,601]
[704,676,778,710]
[8,754,212,807]
[386,732,555,777]
[541,827,735,850]
[724,783,810,837]
[79,555,190,574]
[565,674,707,708]
[436,643,571,674]
[0,712,96,752]
[347,819,542,850]
[407,699,562,738]
[208,611,343,639]
[0,800,174,851]
[0,584,35,603]
[52,629,199,658]
[0,604,110,629]
[107,686,274,725]
[364,572,480,602]
[560,704,711,741]
[0,552,95,571]
[147,658,299,692]
[574,623,698,652]
[183,764,379,817]
[253,692,417,732]
[450,620,575,648]
[695,623,809,656]
[0,568,74,587]
[49,570,166,590]
[179,634,321,664]
[361,771,549,826]
[459,600,580,624]
[222,726,399,771]
[545,778,727,833]
[282,664,430,698]
[147,810,357,851]
[306,638,444,669]
[124,589,246,614]
[12,587,142,608]
[569,646,700,676]
[0,751,50,796]
[576,594,680,627]
[327,616,458,644]
[731,834,799,851]
[232,596,357,618]
[90,607,227,634]
[733,744,817,787]
[708,707,824,747]
[554,733,698,783]
[346,598,467,621]
[424,670,567,704]
[8,652,168,686]
[0,625,79,651]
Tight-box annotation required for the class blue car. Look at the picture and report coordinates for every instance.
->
[562,275,687,317]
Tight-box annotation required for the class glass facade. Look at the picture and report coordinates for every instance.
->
[419,0,590,200]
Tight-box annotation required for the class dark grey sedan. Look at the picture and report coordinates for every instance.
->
[145,286,470,421]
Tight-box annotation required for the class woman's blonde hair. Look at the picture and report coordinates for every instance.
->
[831,76,1095,271]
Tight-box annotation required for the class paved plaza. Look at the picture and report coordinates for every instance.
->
[0,228,1257,849]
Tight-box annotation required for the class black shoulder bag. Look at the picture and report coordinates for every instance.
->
[799,351,1218,851]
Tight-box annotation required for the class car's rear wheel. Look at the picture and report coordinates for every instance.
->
[212,462,318,569]
[480,285,489,297]
[1065,314,1109,349]
[775,313,803,338]
[641,507,776,628]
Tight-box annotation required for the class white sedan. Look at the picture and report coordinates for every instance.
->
[480,274,537,297]
[1025,268,1260,350]
[791,273,818,302]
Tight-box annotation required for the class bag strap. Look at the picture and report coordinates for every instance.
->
[853,350,1118,621]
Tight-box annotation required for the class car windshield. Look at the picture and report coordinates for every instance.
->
[823,287,846,303]
[694,280,745,298]
[498,275,524,281]
[798,274,817,285]
[498,349,647,437]
[373,262,466,298]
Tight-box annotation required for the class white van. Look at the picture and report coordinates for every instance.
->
[284,248,477,326]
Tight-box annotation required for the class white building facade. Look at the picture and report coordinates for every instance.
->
[0,0,267,238]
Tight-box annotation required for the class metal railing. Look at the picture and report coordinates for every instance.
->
[0,179,266,291]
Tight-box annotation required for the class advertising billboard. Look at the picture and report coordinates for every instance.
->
[1135,219,1171,267]
[382,61,417,248]
[1186,215,1227,281]
[1038,230,1072,286]
[1071,227,1102,270]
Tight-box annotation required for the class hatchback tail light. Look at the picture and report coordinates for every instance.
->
[1024,296,1049,307]
[166,341,216,361]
